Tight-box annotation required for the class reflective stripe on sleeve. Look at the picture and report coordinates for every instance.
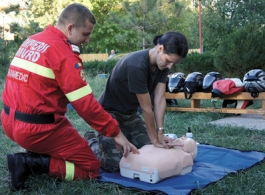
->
[65,85,92,102]
[65,161,75,181]
[11,57,55,79]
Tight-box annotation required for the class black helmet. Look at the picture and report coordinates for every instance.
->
[243,69,265,98]
[167,72,185,93]
[203,72,225,92]
[183,72,204,99]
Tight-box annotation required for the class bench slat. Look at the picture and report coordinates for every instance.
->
[165,92,265,119]
[165,92,265,100]
[166,107,264,114]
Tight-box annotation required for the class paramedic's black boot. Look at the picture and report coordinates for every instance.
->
[7,152,50,191]
[84,131,102,160]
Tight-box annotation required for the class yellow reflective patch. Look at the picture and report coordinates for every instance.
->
[11,57,55,79]
[65,161,75,181]
[65,85,92,102]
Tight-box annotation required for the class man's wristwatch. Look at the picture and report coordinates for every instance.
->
[157,127,164,131]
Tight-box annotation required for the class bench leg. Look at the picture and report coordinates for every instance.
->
[261,100,265,120]
[191,100,200,108]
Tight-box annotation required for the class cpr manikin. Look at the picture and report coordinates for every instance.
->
[120,136,198,183]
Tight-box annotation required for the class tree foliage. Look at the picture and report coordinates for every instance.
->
[102,0,196,52]
[28,0,69,27]
[0,3,26,66]
[168,0,199,49]
[201,0,265,52]
[214,26,265,78]
[82,0,122,53]
[0,0,200,60]
[201,0,265,77]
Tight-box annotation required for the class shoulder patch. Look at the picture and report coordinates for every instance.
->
[80,69,86,82]
[71,44,80,54]
[67,40,80,54]
[75,63,82,69]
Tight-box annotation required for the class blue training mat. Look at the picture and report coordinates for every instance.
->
[97,144,265,195]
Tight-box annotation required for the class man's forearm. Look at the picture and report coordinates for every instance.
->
[142,109,158,144]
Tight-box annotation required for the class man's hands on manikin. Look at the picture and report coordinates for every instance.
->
[156,130,183,149]
[114,131,140,157]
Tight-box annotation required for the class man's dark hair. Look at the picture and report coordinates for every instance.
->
[153,31,189,58]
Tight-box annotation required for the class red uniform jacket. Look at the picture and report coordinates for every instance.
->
[2,25,119,137]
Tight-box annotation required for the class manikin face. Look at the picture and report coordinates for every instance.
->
[156,45,183,70]
[67,19,94,48]
[174,136,198,160]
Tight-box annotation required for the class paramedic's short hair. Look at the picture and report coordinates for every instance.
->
[57,3,96,28]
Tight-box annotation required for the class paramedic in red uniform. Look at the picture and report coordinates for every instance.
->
[1,3,138,191]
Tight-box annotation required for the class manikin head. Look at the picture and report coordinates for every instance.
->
[173,136,198,160]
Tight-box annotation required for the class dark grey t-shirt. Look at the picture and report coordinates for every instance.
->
[98,49,169,114]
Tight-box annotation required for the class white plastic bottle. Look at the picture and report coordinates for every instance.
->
[186,127,193,139]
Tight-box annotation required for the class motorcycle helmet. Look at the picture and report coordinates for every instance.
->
[183,72,204,99]
[167,72,185,93]
[203,72,225,92]
[243,69,265,98]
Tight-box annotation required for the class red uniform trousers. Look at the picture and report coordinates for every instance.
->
[1,109,100,180]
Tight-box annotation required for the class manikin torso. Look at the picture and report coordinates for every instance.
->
[120,136,198,182]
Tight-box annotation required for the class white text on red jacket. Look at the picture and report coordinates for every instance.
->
[7,68,29,83]
[15,38,50,62]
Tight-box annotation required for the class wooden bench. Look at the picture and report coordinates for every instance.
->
[165,92,265,119]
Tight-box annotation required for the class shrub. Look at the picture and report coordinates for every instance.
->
[172,52,215,76]
[106,59,118,73]
[83,59,119,77]
[214,26,265,78]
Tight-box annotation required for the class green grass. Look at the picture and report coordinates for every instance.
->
[1,74,265,195]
